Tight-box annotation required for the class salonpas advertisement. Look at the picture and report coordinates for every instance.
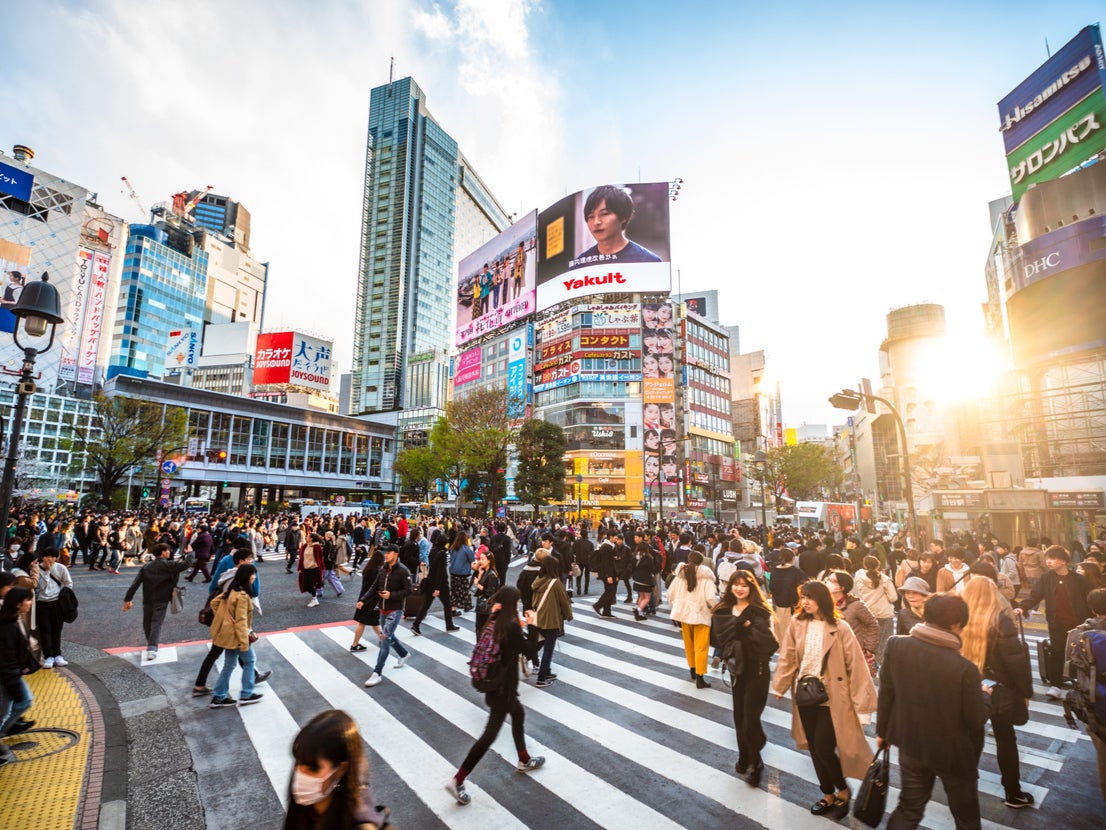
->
[1006,91,1106,201]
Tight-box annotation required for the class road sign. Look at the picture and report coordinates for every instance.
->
[159,496,169,507]
[161,460,178,474]
[161,478,170,487]
[334,495,346,504]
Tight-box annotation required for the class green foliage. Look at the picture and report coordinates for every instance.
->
[514,420,567,517]
[394,445,444,500]
[432,387,517,515]
[767,443,840,501]
[67,395,188,504]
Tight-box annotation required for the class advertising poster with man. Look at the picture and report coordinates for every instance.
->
[536,182,671,311]
[456,211,537,346]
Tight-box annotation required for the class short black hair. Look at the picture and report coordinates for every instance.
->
[924,594,969,630]
[583,185,634,228]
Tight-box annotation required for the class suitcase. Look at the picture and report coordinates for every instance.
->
[1037,638,1051,684]
[403,591,426,620]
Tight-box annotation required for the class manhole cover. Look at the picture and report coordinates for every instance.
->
[2,728,81,763]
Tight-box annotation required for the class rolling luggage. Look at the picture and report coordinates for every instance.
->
[1037,638,1051,685]
[403,591,425,620]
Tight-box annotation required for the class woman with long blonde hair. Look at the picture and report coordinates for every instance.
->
[712,569,778,786]
[960,577,1034,809]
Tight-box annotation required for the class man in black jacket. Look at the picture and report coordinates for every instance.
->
[1016,544,1091,695]
[592,531,620,618]
[123,543,195,661]
[362,546,413,688]
[573,531,594,596]
[410,539,458,635]
[878,594,988,829]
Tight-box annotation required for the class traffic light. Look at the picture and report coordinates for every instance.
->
[206,449,228,462]
[142,487,150,499]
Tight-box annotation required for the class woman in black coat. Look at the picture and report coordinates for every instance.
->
[961,577,1035,808]
[712,570,779,787]
[0,587,36,744]
[409,538,457,635]
[630,542,659,621]
[445,587,543,806]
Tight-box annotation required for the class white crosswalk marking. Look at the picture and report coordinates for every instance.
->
[133,600,1089,830]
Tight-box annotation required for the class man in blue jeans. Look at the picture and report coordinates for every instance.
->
[362,545,413,688]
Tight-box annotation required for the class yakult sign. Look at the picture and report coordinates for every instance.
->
[254,331,333,393]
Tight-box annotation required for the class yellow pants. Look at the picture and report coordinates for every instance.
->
[681,622,711,675]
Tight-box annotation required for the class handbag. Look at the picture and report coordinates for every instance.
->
[721,639,745,688]
[985,614,1030,726]
[570,563,581,578]
[248,630,259,644]
[794,650,831,707]
[198,595,215,626]
[170,585,185,615]
[853,745,890,827]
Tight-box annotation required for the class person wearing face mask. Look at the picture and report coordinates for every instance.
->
[284,709,391,830]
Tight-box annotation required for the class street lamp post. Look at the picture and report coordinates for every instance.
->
[828,388,919,545]
[754,449,769,545]
[0,275,63,544]
[575,473,583,522]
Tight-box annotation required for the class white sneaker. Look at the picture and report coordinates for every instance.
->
[52,656,68,667]
[146,650,157,661]
[307,597,319,608]
[44,657,56,669]
[1046,685,1062,699]
[364,672,383,687]
[395,655,408,668]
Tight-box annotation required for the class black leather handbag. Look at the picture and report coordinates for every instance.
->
[853,745,890,827]
[794,650,830,707]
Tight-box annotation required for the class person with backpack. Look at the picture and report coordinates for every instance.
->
[1062,587,1106,802]
[446,586,543,806]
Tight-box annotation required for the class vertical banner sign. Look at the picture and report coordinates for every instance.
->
[77,251,110,385]
[642,301,677,500]
[60,247,93,381]
[507,325,528,420]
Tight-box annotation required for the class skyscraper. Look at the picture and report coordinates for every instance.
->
[351,76,508,420]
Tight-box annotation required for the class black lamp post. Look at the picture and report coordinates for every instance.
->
[754,449,769,545]
[0,275,63,545]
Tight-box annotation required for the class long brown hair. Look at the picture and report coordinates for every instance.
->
[960,577,1004,674]
[713,569,775,618]
[683,550,704,591]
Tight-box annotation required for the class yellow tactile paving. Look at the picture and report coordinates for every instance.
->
[0,669,90,830]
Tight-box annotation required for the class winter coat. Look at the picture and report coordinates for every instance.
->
[1018,568,1091,628]
[712,604,779,668]
[421,544,450,593]
[361,562,412,613]
[209,589,253,651]
[983,612,1033,700]
[667,563,719,627]
[839,594,880,653]
[936,563,972,594]
[772,615,879,780]
[530,575,573,630]
[124,554,195,605]
[1018,547,1046,581]
[852,569,898,621]
[449,544,475,577]
[630,549,659,589]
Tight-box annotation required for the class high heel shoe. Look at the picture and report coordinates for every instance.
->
[745,762,763,788]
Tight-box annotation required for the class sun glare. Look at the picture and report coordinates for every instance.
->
[913,334,1006,404]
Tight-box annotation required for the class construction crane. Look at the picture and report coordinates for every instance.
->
[171,185,214,220]
[120,176,147,221]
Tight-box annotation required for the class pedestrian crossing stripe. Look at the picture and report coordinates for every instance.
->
[130,601,1084,830]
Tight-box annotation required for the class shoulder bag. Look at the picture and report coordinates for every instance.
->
[50,572,79,623]
[853,745,890,827]
[794,649,831,708]
[170,584,185,615]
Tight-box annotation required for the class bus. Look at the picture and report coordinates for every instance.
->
[184,497,212,514]
[795,501,857,534]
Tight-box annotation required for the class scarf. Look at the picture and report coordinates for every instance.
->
[909,622,962,650]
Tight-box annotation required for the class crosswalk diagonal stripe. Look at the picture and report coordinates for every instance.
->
[267,632,525,828]
[316,627,686,830]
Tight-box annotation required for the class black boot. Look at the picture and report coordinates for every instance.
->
[695,674,711,689]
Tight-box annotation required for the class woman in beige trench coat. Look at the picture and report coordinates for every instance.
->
[772,580,877,819]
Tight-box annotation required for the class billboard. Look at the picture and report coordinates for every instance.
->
[254,331,333,392]
[453,346,482,387]
[166,328,201,370]
[507,325,529,421]
[997,25,1106,201]
[456,211,537,346]
[642,301,677,487]
[0,161,34,202]
[76,251,110,385]
[536,182,671,311]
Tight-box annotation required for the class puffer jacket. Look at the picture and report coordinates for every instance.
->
[209,589,253,651]
[852,569,898,621]
[839,594,880,653]
[667,563,718,627]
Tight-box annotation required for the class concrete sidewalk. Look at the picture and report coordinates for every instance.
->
[0,641,205,830]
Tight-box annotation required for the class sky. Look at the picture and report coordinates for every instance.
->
[3,0,1102,426]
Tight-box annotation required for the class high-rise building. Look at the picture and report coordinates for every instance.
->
[351,76,508,422]
[189,191,251,250]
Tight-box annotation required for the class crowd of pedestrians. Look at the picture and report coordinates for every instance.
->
[2,501,1106,827]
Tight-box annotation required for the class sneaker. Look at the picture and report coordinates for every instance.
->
[238,693,264,706]
[146,650,157,661]
[307,597,319,608]
[209,697,237,709]
[1003,792,1035,809]
[350,643,368,652]
[8,718,35,734]
[445,777,471,806]
[410,626,421,636]
[394,655,408,668]
[364,673,383,687]
[44,657,56,669]
[516,756,546,773]
[254,670,272,685]
[1046,685,1062,699]
[0,744,14,767]
[446,626,461,632]
[536,678,553,688]
[192,686,213,697]
[52,656,68,667]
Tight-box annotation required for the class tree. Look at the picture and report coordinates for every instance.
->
[768,443,840,502]
[394,445,444,501]
[514,420,567,519]
[434,387,517,516]
[67,396,188,505]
